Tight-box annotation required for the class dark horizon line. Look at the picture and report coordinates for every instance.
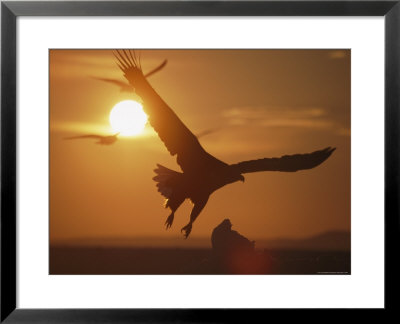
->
[50,229,351,245]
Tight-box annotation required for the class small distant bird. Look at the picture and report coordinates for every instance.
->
[211,219,255,257]
[93,59,167,92]
[196,128,220,139]
[64,133,119,145]
[92,78,132,93]
[63,128,215,147]
[114,50,335,238]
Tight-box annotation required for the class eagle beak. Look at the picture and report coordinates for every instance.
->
[240,175,245,182]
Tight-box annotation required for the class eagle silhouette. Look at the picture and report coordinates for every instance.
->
[114,50,336,239]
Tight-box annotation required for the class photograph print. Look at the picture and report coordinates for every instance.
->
[49,49,350,275]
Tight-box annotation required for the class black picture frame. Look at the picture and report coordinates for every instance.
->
[1,0,399,322]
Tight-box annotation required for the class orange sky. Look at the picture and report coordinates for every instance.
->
[49,49,350,246]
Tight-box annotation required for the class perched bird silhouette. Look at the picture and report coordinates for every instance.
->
[93,59,167,92]
[211,219,268,274]
[114,50,336,238]
[211,219,255,256]
[64,133,119,145]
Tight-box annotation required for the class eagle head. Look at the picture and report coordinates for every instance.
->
[220,218,232,230]
[228,171,245,184]
[224,168,245,185]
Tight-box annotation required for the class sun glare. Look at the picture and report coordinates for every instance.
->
[109,100,148,136]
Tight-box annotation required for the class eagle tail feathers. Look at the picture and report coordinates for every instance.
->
[153,164,186,215]
[153,164,183,202]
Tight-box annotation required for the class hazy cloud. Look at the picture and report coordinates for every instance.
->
[51,120,157,139]
[328,50,348,59]
[223,106,331,128]
[222,106,350,136]
[336,128,351,136]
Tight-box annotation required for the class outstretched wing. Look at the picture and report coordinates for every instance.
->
[114,49,227,173]
[231,147,336,174]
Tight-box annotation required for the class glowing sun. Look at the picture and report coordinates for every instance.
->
[109,100,148,136]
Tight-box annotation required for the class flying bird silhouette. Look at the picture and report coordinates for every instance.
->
[93,59,167,92]
[196,128,220,139]
[64,128,216,146]
[64,133,119,145]
[63,126,216,148]
[114,50,336,239]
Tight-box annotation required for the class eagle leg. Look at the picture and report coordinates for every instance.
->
[165,212,174,230]
[181,196,209,239]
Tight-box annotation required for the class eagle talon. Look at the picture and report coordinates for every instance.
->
[165,213,174,230]
[181,224,192,239]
